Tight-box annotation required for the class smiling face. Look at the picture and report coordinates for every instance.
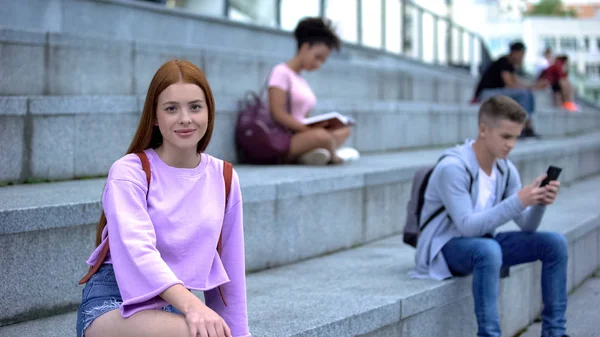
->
[154,81,208,152]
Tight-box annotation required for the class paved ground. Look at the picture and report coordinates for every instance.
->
[517,272,600,337]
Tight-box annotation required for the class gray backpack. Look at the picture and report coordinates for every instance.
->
[403,156,509,248]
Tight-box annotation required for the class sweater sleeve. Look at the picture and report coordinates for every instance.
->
[502,161,546,232]
[102,160,183,317]
[204,169,251,337]
[434,159,527,237]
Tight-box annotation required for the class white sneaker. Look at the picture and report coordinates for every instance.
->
[297,148,331,166]
[335,147,360,163]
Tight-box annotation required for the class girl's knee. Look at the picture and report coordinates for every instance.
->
[339,126,351,137]
[313,128,335,147]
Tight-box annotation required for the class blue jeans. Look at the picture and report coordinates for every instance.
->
[480,88,536,117]
[76,265,183,337]
[442,231,568,337]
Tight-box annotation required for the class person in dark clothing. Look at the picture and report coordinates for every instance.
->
[473,42,545,138]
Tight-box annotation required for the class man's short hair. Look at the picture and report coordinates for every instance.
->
[556,55,568,62]
[510,41,526,53]
[479,96,528,126]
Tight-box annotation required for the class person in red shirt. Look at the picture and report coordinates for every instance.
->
[539,55,579,112]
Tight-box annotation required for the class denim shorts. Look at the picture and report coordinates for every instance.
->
[76,264,182,337]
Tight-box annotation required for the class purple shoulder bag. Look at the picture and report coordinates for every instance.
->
[235,70,293,165]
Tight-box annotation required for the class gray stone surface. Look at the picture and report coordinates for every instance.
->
[518,274,600,337]
[1,211,599,335]
[1,173,599,328]
[28,95,138,114]
[567,244,575,293]
[0,39,45,95]
[47,32,133,95]
[499,264,537,337]
[279,188,363,261]
[133,40,205,94]
[357,322,404,337]
[61,0,190,43]
[402,296,477,337]
[30,115,76,180]
[0,117,25,182]
[3,132,600,234]
[15,88,600,181]
[0,311,75,337]
[0,179,105,234]
[0,25,480,97]
[0,97,27,181]
[430,105,463,146]
[364,181,410,242]
[0,96,27,116]
[241,199,277,272]
[0,224,95,326]
[0,0,62,32]
[205,110,241,163]
[573,230,599,288]
[203,48,267,99]
[0,0,476,88]
[0,27,46,44]
[74,113,139,177]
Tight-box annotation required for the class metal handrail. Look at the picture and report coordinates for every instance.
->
[140,0,494,74]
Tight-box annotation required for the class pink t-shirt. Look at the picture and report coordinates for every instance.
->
[268,63,317,122]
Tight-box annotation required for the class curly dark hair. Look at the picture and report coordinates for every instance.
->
[294,17,341,51]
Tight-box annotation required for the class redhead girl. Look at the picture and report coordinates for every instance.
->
[76,60,250,337]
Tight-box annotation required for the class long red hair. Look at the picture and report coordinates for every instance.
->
[94,60,216,246]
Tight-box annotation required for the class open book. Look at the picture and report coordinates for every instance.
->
[302,111,356,130]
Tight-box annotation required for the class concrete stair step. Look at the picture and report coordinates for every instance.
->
[1,132,600,325]
[0,25,474,99]
[1,175,599,336]
[2,94,599,183]
[1,0,475,85]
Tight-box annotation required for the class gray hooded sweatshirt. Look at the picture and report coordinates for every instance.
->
[410,140,546,280]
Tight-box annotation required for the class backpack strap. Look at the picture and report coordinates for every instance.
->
[217,161,233,307]
[419,156,474,232]
[500,159,511,200]
[78,152,150,285]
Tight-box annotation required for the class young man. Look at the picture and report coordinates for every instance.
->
[473,42,545,138]
[411,96,569,337]
[535,47,553,77]
[539,55,580,112]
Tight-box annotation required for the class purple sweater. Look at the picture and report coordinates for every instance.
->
[86,149,250,337]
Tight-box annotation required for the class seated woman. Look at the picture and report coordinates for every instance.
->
[268,17,357,165]
[77,60,250,337]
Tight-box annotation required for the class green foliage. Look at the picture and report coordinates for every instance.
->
[527,0,577,17]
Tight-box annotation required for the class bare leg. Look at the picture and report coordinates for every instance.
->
[553,91,563,107]
[86,309,189,337]
[330,127,351,149]
[559,78,574,102]
[287,128,336,163]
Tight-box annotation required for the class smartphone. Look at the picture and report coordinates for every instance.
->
[540,166,562,187]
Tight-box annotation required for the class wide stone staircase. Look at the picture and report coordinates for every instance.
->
[1,1,600,336]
